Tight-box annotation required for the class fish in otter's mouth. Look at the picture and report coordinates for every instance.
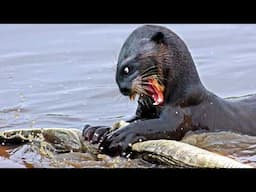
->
[129,75,165,106]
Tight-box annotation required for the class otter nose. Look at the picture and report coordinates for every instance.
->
[120,87,130,96]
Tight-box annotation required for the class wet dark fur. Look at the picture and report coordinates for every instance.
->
[83,25,256,156]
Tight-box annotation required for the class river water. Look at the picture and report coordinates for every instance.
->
[0,24,256,167]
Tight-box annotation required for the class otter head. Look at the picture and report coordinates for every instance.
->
[116,27,168,106]
[116,25,202,107]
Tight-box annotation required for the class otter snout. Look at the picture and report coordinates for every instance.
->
[120,87,131,96]
[118,82,132,96]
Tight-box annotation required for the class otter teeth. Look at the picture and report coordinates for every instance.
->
[153,101,159,105]
[153,97,162,106]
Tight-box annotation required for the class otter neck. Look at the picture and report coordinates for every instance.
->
[163,45,206,107]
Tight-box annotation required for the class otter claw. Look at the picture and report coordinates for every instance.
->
[82,125,111,144]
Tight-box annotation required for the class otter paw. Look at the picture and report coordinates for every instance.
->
[98,128,145,157]
[83,124,111,144]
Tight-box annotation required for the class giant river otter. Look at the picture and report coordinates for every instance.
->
[83,25,256,156]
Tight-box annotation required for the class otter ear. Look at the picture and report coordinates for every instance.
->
[151,32,165,44]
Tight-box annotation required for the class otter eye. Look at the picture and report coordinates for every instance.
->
[123,66,130,74]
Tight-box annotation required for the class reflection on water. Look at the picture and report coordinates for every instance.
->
[1,24,256,167]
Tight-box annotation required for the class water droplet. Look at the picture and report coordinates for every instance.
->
[94,133,99,137]
[122,152,126,156]
[175,111,178,115]
[126,153,131,158]
[139,139,142,142]
[1,142,5,146]
[210,102,213,105]
[99,146,104,150]
[128,143,132,147]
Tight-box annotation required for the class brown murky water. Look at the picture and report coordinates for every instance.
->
[1,24,256,167]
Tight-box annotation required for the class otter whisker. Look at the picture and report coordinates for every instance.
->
[135,87,149,96]
[141,68,158,75]
[141,77,164,87]
[133,68,160,83]
[134,84,150,95]
[142,86,158,93]
[140,72,159,79]
[140,82,153,86]
[140,70,159,79]
[142,73,162,79]
[141,72,162,79]
[130,64,165,106]
[140,66,158,74]
[144,74,166,83]
[140,66,158,76]
[131,79,149,96]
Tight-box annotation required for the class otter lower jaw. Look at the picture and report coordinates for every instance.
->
[147,79,164,106]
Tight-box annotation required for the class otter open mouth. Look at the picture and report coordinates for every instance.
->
[129,76,164,106]
[147,78,164,105]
